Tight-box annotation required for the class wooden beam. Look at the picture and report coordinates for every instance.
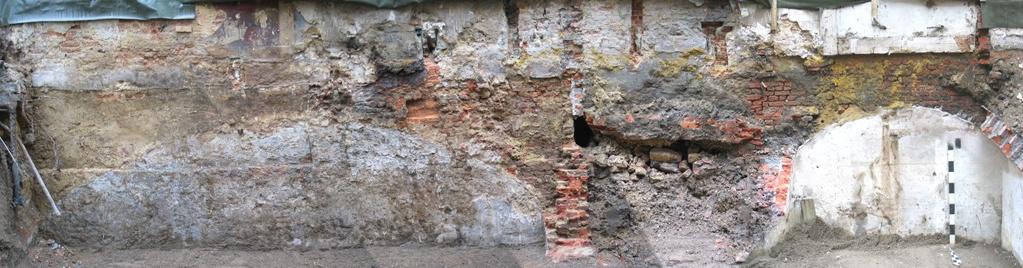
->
[871,0,878,19]
[771,0,778,32]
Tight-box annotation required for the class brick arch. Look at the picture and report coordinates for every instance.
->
[980,113,1023,171]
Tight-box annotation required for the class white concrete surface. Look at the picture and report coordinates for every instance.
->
[739,0,977,56]
[788,107,1014,243]
[1003,169,1023,263]
[820,0,976,55]
[992,28,1023,51]
[738,4,823,58]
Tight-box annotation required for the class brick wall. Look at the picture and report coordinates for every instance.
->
[759,156,792,213]
[544,142,596,261]
[747,55,989,217]
[746,55,986,128]
[746,80,810,126]
[981,114,1023,171]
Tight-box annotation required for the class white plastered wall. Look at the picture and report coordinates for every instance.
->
[738,0,976,56]
[788,107,1012,243]
[1003,167,1023,263]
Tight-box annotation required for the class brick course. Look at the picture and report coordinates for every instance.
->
[544,142,595,261]
[746,56,986,127]
[981,114,1023,171]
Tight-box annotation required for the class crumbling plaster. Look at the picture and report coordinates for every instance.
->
[788,108,1009,243]
[2,0,1023,266]
[739,0,977,57]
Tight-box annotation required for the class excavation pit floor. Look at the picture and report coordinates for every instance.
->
[18,243,620,268]
[747,220,1021,268]
[20,243,1018,268]
[747,243,1019,268]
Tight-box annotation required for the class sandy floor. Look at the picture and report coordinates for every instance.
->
[746,219,1020,268]
[20,243,1019,268]
[15,237,1021,268]
[747,243,1019,268]
[19,244,624,268]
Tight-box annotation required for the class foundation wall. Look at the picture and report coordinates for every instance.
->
[788,108,1012,243]
[4,0,1023,266]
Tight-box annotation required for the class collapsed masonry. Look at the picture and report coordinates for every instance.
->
[0,0,1022,267]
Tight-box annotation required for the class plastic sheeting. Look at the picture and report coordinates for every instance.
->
[0,0,196,26]
[749,0,1023,29]
[751,0,868,10]
[181,0,426,8]
[982,0,1023,28]
[335,0,426,8]
[0,0,430,26]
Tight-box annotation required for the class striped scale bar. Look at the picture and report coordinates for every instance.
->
[947,138,962,266]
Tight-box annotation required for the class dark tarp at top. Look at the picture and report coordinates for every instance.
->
[340,0,424,7]
[182,0,426,8]
[982,0,1023,28]
[0,0,428,26]
[0,0,196,26]
[750,0,868,10]
[6,0,1022,28]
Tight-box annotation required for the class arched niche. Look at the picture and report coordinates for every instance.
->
[771,107,1023,263]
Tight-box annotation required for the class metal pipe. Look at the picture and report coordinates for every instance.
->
[0,135,21,205]
[770,0,778,32]
[6,111,21,205]
[0,122,60,216]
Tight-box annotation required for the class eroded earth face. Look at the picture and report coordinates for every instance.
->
[0,0,1022,267]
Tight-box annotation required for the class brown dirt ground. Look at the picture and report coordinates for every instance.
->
[12,235,1021,268]
[746,220,1021,268]
[17,243,627,268]
[14,219,1022,268]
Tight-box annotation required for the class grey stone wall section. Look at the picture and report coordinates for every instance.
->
[44,123,543,249]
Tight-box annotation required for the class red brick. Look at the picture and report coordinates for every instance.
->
[681,116,702,129]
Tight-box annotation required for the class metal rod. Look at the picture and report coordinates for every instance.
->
[0,138,19,181]
[0,122,60,216]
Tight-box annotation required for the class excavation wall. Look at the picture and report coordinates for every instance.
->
[3,0,1023,266]
[11,1,554,249]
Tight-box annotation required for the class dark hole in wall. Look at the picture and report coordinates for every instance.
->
[428,29,439,52]
[573,116,593,147]
[700,21,731,65]
[416,27,439,55]
[504,0,519,52]
[669,140,692,169]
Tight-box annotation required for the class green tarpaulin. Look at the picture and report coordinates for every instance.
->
[982,0,1023,28]
[9,0,1019,28]
[180,0,425,8]
[0,0,428,26]
[326,0,425,8]
[752,0,868,10]
[0,0,196,26]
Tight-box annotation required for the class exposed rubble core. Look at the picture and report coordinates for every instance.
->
[2,0,1023,267]
[587,139,771,266]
